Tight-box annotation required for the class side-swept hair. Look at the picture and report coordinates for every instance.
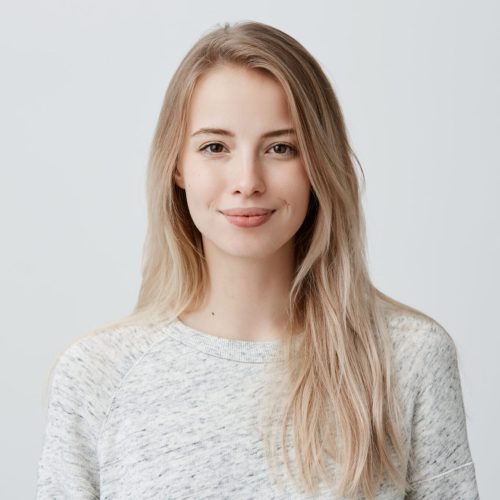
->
[48,20,437,498]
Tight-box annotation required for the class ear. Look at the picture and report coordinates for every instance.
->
[173,166,185,189]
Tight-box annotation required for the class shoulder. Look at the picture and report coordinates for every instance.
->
[52,323,169,381]
[385,309,456,361]
[383,309,460,394]
[45,323,170,433]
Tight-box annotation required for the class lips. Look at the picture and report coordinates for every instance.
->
[220,207,276,216]
[219,207,277,228]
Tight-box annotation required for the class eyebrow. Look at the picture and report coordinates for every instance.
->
[190,127,296,139]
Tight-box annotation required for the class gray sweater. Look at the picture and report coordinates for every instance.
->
[36,313,479,499]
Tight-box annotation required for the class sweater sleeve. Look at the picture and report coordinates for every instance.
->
[36,340,104,499]
[405,323,479,499]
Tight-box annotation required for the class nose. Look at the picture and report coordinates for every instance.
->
[230,149,266,196]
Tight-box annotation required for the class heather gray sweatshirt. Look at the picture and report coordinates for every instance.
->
[36,313,479,499]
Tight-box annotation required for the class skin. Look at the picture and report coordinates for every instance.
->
[174,64,311,341]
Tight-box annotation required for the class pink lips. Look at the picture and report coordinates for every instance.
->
[220,208,276,228]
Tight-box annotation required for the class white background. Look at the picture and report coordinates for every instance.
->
[1,1,498,498]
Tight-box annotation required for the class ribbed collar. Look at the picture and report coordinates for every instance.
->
[164,318,290,363]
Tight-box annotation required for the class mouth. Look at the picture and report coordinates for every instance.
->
[220,209,276,228]
[219,208,276,216]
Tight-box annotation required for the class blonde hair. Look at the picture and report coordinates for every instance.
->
[46,20,438,498]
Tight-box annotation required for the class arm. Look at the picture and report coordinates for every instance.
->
[36,342,101,499]
[405,323,479,499]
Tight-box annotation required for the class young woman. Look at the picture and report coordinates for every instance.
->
[36,21,479,499]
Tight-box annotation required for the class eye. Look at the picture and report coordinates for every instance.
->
[199,142,226,155]
[198,142,298,157]
[269,143,298,157]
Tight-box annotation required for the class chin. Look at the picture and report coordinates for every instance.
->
[221,241,287,260]
[201,231,291,259]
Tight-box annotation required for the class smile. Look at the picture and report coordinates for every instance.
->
[222,210,276,228]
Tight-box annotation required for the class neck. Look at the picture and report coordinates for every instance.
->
[180,237,295,342]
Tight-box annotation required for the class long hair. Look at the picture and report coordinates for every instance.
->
[46,20,437,498]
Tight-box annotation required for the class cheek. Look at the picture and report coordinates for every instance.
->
[184,166,223,210]
[280,165,311,205]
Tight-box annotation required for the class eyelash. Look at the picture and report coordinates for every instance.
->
[199,142,298,157]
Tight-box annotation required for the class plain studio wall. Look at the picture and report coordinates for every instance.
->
[0,1,498,498]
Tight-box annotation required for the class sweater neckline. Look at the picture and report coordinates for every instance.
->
[165,318,288,363]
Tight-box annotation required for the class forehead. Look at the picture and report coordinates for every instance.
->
[187,65,292,131]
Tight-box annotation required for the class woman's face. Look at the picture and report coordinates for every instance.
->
[175,64,311,260]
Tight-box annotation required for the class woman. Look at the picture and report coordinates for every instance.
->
[36,21,479,499]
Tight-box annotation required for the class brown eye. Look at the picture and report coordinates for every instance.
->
[200,143,225,154]
[270,143,298,156]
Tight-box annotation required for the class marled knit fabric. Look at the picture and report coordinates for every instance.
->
[36,312,479,499]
